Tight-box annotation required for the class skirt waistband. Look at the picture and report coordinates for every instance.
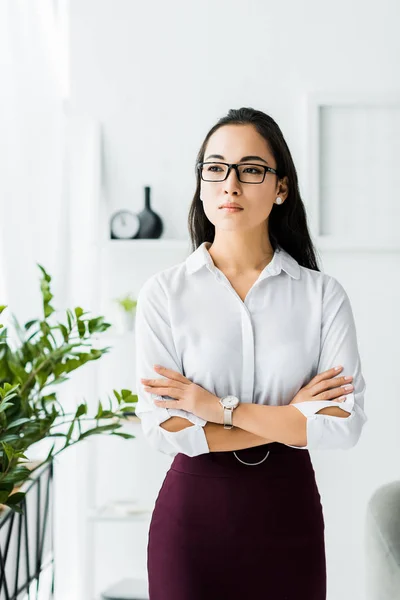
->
[171,442,312,479]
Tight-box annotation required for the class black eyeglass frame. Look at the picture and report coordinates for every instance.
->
[197,161,280,184]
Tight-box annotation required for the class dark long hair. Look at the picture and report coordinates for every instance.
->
[187,107,321,271]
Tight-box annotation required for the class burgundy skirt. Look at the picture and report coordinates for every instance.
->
[147,442,326,600]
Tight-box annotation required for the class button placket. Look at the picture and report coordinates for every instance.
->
[240,308,255,404]
[210,267,255,404]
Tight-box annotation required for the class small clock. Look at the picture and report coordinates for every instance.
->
[110,210,140,239]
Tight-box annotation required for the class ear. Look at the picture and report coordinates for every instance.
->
[276,176,289,201]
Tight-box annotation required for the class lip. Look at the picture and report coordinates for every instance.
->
[219,204,243,210]
[220,207,243,213]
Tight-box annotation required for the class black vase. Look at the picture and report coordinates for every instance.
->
[136,186,163,239]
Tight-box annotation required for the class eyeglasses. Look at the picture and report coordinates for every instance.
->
[197,161,279,184]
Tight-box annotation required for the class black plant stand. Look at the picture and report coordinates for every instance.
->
[0,461,54,600]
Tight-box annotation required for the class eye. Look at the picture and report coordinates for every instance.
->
[242,166,263,174]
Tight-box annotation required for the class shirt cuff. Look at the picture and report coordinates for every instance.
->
[136,399,210,457]
[284,414,324,449]
[159,423,210,456]
[149,393,207,426]
[285,395,355,449]
[289,392,355,418]
[166,408,207,427]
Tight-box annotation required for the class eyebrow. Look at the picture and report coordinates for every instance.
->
[204,154,269,165]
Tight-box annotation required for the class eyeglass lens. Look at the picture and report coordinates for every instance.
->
[201,163,266,183]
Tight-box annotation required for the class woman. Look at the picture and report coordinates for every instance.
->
[135,107,368,600]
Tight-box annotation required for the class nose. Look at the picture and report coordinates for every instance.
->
[223,166,241,195]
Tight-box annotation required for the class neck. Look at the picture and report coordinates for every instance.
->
[206,233,275,276]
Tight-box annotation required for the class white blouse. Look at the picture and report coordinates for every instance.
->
[134,241,368,457]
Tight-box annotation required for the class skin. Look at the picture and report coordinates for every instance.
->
[201,123,289,276]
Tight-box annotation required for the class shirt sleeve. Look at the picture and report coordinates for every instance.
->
[134,276,210,458]
[285,275,368,450]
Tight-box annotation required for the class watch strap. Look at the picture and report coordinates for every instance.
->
[223,406,234,429]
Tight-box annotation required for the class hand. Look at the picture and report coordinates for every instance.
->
[140,365,224,425]
[290,365,353,406]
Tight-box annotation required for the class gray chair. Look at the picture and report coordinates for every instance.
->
[365,481,400,599]
[101,577,149,600]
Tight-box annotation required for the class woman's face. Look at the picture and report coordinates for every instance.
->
[200,124,288,232]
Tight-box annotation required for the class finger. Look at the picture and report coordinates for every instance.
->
[312,375,353,397]
[154,365,190,384]
[142,378,186,390]
[314,385,351,401]
[307,366,343,387]
[312,374,353,394]
[143,386,183,400]
[141,377,177,388]
[154,399,184,409]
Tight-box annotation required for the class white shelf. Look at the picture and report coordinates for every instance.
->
[100,238,191,250]
[87,504,153,522]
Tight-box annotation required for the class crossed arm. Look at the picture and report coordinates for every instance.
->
[160,404,348,452]
[161,416,275,451]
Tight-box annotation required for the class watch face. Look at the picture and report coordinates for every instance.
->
[222,395,239,408]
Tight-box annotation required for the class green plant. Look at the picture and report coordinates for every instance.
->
[114,293,137,314]
[0,265,138,514]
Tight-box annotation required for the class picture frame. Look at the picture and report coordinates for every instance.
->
[306,91,400,252]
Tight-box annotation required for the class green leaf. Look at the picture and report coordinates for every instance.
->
[0,482,14,492]
[74,307,84,319]
[15,451,28,460]
[58,323,69,342]
[95,400,103,419]
[120,390,137,404]
[1,442,15,462]
[66,309,73,332]
[79,423,121,439]
[0,465,31,485]
[87,317,112,334]
[6,491,25,507]
[3,382,19,395]
[44,302,55,318]
[7,418,32,429]
[77,320,85,338]
[75,403,87,418]
[37,264,51,282]
[111,432,135,440]
[113,390,122,404]
[0,434,22,444]
[119,406,137,414]
[98,410,114,418]
[0,490,10,503]
[65,420,75,446]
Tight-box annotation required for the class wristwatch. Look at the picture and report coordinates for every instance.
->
[219,395,240,429]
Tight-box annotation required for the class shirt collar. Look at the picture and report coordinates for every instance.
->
[185,241,301,280]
